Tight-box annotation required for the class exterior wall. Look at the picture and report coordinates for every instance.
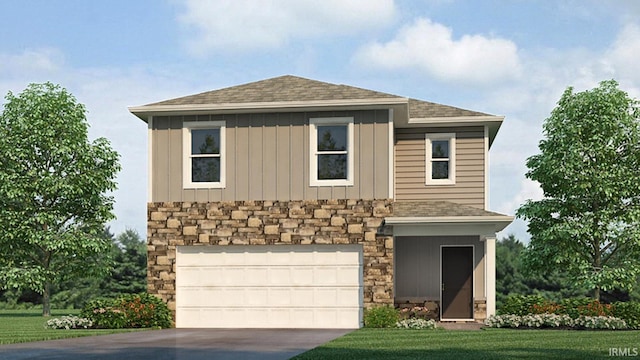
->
[394,236,485,302]
[147,199,394,318]
[151,110,391,203]
[395,126,485,207]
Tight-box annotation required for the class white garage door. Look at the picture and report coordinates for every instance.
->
[176,244,363,328]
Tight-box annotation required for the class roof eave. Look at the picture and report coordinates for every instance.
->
[385,215,514,231]
[129,97,409,122]
[404,115,505,146]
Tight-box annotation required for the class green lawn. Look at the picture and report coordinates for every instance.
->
[0,310,147,345]
[292,328,640,360]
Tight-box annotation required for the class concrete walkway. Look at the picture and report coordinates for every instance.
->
[0,328,353,360]
[438,322,484,330]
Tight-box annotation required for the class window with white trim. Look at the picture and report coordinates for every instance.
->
[309,117,354,186]
[183,121,225,188]
[425,133,455,185]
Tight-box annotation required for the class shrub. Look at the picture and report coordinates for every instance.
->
[44,315,93,330]
[364,305,398,328]
[485,314,627,330]
[80,298,127,329]
[396,318,437,330]
[498,294,546,316]
[612,302,640,329]
[81,293,172,329]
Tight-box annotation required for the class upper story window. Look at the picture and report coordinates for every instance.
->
[183,121,225,188]
[425,133,456,185]
[309,117,354,186]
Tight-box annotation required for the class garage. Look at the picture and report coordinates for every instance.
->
[175,244,363,328]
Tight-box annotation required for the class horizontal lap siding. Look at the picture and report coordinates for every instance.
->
[395,127,485,208]
[151,111,390,202]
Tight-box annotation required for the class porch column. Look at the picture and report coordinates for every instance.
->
[484,235,497,317]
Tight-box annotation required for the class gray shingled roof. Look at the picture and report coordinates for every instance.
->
[392,201,507,218]
[144,75,490,119]
[408,98,489,118]
[148,75,399,106]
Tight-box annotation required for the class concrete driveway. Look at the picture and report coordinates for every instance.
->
[0,328,352,360]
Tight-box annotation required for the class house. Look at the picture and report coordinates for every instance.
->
[129,75,513,329]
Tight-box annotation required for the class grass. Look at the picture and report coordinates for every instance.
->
[292,328,640,360]
[0,310,148,345]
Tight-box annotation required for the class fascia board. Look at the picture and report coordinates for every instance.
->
[385,215,514,231]
[129,98,409,121]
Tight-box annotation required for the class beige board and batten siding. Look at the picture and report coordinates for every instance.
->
[394,235,485,302]
[395,126,485,208]
[151,110,390,203]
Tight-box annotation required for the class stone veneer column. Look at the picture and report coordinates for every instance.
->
[147,199,394,318]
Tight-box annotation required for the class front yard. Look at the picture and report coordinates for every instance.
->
[292,328,640,360]
[0,310,146,345]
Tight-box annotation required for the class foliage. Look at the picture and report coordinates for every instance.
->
[103,229,147,295]
[485,314,627,330]
[500,295,616,318]
[81,293,172,329]
[364,305,399,328]
[1,227,147,310]
[81,298,127,329]
[395,318,437,330]
[44,315,93,329]
[496,235,588,308]
[498,294,546,316]
[611,302,640,329]
[517,80,640,300]
[0,83,121,316]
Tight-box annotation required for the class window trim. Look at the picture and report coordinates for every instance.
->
[309,117,354,187]
[425,132,456,185]
[183,121,226,189]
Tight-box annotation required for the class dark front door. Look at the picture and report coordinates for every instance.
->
[441,246,473,319]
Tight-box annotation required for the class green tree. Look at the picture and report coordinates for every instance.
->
[0,83,120,316]
[517,80,640,300]
[103,228,147,295]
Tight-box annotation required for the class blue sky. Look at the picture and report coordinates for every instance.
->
[2,0,639,241]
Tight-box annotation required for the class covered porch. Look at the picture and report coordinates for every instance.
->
[386,201,513,322]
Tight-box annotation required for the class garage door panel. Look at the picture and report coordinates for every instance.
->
[176,245,363,328]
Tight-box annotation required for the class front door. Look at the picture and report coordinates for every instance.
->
[441,246,473,319]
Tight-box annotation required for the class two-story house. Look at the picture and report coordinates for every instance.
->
[129,75,513,328]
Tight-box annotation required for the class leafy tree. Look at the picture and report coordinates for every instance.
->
[496,234,587,308]
[0,83,120,316]
[517,80,640,300]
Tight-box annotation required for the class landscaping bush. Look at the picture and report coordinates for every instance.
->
[80,298,127,329]
[498,294,546,316]
[81,293,172,329]
[485,314,627,330]
[396,318,438,330]
[612,301,640,329]
[364,305,398,328]
[44,315,93,330]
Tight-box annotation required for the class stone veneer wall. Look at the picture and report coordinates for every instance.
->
[147,199,394,318]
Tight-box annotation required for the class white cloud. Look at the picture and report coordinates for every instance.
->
[605,23,640,84]
[353,18,522,85]
[0,48,64,78]
[176,0,396,54]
